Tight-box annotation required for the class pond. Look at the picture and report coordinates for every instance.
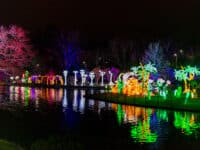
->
[0,85,200,150]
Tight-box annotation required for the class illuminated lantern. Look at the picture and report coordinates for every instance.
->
[63,70,68,86]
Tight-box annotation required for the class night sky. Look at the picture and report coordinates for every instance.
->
[0,0,200,40]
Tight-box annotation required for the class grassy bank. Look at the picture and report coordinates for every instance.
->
[85,92,200,112]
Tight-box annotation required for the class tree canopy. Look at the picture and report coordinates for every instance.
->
[0,25,35,75]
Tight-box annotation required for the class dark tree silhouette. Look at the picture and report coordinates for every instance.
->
[110,39,138,70]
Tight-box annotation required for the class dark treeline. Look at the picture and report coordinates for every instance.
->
[30,25,200,74]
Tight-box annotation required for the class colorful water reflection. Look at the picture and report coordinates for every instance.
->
[111,103,200,142]
[112,104,158,143]
[7,86,200,143]
[174,112,200,136]
[9,86,63,108]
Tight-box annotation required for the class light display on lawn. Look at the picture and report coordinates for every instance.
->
[111,63,200,101]
[10,64,200,102]
[174,66,200,100]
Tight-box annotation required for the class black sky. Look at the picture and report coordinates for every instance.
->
[0,0,200,40]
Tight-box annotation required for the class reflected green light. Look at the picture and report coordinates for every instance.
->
[117,104,124,125]
[174,112,200,136]
[156,110,168,122]
[24,87,29,107]
[130,110,157,143]
[130,121,157,143]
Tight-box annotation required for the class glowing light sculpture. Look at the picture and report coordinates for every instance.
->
[130,66,139,76]
[63,70,68,86]
[156,78,166,98]
[108,71,114,86]
[25,70,29,83]
[117,73,124,94]
[89,72,95,86]
[80,69,87,86]
[147,79,154,100]
[174,65,200,101]
[112,63,158,97]
[99,70,106,86]
[174,86,182,98]
[140,62,157,97]
[73,70,78,86]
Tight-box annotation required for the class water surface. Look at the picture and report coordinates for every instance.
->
[0,85,200,149]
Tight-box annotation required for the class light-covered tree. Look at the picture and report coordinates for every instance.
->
[0,25,34,75]
[142,42,169,78]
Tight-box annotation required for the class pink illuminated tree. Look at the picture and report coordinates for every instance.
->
[0,25,34,75]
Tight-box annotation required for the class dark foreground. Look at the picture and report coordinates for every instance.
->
[0,105,159,150]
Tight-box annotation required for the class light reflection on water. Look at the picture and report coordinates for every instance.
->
[9,86,63,106]
[6,86,200,144]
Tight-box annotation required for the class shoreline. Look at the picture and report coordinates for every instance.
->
[85,92,200,112]
[6,83,107,89]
